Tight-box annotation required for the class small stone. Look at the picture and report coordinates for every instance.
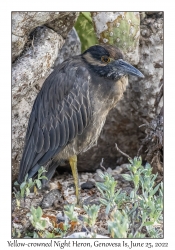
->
[88,178,96,183]
[114,166,123,174]
[56,212,67,223]
[113,174,120,180]
[120,164,129,171]
[106,167,113,174]
[81,181,95,190]
[94,173,104,182]
[41,189,61,208]
[113,174,127,182]
[96,169,103,175]
[49,182,59,190]
[81,174,88,180]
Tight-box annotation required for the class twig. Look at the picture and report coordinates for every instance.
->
[115,143,131,160]
[32,35,35,57]
[137,145,143,157]
[100,158,106,171]
[13,186,18,193]
[139,124,147,128]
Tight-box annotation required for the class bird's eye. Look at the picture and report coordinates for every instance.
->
[101,56,110,64]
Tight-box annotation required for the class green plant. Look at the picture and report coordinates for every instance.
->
[95,156,163,238]
[13,157,163,238]
[27,206,47,231]
[64,204,77,222]
[120,157,163,238]
[13,167,48,207]
[74,12,98,52]
[108,210,129,238]
[96,172,128,214]
[26,206,55,238]
[91,12,140,54]
[64,203,100,237]
[83,204,101,228]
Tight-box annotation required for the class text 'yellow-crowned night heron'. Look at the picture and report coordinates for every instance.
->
[18,44,144,203]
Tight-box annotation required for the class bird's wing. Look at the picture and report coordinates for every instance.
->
[18,62,92,183]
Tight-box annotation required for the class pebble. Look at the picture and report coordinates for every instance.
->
[94,173,104,182]
[114,166,123,174]
[49,182,59,190]
[113,174,128,183]
[88,178,96,183]
[56,212,67,223]
[41,189,61,208]
[81,174,89,180]
[81,181,95,190]
[96,169,103,175]
[120,163,129,171]
[106,167,113,174]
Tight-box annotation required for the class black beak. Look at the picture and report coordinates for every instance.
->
[114,59,144,78]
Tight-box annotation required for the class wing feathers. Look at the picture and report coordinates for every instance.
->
[18,63,92,183]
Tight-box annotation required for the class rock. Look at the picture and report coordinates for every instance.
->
[12,11,79,62]
[113,166,123,175]
[12,26,64,181]
[45,12,79,39]
[41,189,61,208]
[81,181,95,189]
[54,27,81,67]
[88,178,96,183]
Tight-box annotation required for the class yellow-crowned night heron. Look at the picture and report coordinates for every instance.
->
[18,44,144,203]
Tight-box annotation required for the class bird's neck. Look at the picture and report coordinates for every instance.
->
[89,74,128,111]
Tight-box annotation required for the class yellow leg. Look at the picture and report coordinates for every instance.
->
[69,155,80,204]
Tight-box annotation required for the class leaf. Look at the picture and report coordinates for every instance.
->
[150,183,160,196]
[144,221,154,226]
[20,182,26,190]
[133,175,139,187]
[33,231,40,238]
[36,179,42,189]
[14,181,19,186]
[21,188,25,198]
[96,182,108,192]
[100,198,108,206]
[25,187,30,196]
[24,173,28,182]
[36,206,43,219]
[130,190,135,199]
[121,174,132,181]
[39,176,48,180]
[105,203,111,215]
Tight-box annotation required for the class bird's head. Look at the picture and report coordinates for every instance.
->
[82,44,144,80]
